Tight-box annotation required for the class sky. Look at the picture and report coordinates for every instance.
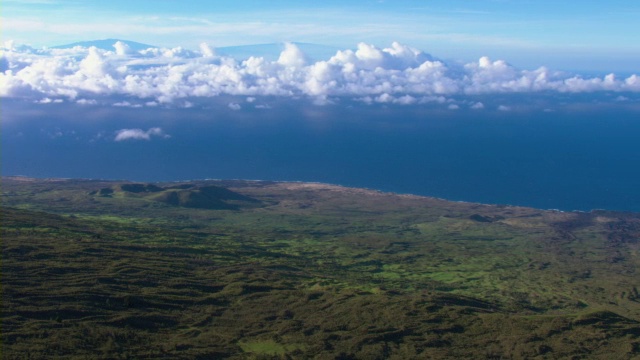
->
[2,0,639,71]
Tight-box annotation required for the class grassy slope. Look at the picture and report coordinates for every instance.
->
[2,177,640,359]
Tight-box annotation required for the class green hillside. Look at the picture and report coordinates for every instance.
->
[2,177,639,359]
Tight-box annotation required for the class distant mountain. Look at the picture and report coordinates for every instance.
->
[217,42,341,62]
[51,39,340,61]
[52,39,156,51]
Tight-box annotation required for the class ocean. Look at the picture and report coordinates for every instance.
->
[2,99,639,212]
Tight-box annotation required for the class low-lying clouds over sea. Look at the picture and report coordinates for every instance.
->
[1,40,639,109]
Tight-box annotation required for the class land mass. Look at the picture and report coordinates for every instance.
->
[2,176,639,359]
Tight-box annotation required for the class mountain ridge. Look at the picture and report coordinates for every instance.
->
[51,39,342,61]
[51,38,155,51]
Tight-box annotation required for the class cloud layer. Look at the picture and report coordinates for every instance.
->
[1,40,639,107]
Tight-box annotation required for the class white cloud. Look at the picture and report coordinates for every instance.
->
[199,42,216,58]
[1,41,638,107]
[114,127,169,141]
[497,105,511,111]
[76,98,97,105]
[470,102,484,109]
[113,101,136,107]
[228,102,241,110]
[277,42,307,68]
[396,94,417,105]
[36,97,63,104]
[113,41,134,56]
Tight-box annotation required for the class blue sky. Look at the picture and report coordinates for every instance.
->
[2,0,639,71]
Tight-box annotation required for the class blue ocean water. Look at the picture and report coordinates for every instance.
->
[2,99,639,212]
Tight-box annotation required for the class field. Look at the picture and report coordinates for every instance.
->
[2,176,640,359]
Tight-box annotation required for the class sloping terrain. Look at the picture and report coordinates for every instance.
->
[90,182,262,210]
[2,177,640,359]
[150,184,261,210]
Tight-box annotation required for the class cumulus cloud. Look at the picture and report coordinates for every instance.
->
[77,98,98,105]
[114,127,170,141]
[113,101,142,108]
[1,41,638,107]
[470,102,485,109]
[113,41,135,56]
[277,42,307,68]
[36,97,63,104]
[199,43,216,58]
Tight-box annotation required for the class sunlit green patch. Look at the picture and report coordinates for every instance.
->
[73,214,151,224]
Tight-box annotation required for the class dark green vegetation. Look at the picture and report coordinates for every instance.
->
[2,176,640,359]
